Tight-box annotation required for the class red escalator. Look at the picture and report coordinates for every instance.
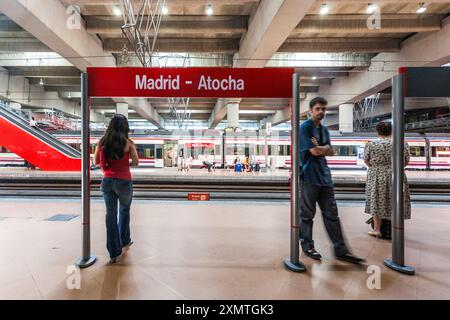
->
[0,104,81,171]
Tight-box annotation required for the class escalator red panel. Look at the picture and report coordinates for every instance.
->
[0,116,81,171]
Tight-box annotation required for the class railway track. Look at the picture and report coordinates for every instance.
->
[0,179,449,202]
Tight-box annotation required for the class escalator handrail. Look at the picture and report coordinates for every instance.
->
[0,108,81,159]
[0,105,81,158]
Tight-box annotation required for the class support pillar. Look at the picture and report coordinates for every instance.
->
[339,104,354,133]
[227,102,239,129]
[384,74,414,275]
[9,102,21,110]
[75,73,96,269]
[284,72,306,273]
[116,102,128,118]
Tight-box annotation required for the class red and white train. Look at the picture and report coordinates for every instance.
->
[1,130,450,170]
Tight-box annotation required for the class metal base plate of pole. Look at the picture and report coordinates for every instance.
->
[75,255,97,269]
[283,259,307,273]
[384,259,415,275]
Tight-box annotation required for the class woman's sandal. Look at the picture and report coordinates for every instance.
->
[368,230,382,238]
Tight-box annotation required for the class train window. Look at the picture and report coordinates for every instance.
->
[277,145,283,156]
[215,145,221,155]
[286,145,291,156]
[432,146,450,158]
[136,144,155,159]
[348,146,357,156]
[409,146,425,157]
[256,145,263,155]
[155,146,163,159]
[332,146,341,156]
[331,146,357,157]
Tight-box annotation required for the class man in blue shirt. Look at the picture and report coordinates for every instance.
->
[300,97,364,264]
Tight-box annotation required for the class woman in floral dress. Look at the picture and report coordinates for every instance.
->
[364,121,411,238]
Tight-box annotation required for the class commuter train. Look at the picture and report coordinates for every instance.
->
[1,130,450,170]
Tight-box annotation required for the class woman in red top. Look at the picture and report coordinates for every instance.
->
[94,114,139,264]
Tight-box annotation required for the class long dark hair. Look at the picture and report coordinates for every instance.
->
[99,114,130,160]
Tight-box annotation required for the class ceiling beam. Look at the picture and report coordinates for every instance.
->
[104,38,239,53]
[28,78,81,86]
[266,52,373,68]
[279,38,401,53]
[294,14,442,35]
[0,38,50,52]
[44,85,81,92]
[6,66,81,78]
[0,53,72,67]
[85,15,247,36]
[235,0,316,68]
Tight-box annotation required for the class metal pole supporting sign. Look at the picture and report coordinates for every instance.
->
[75,73,97,268]
[284,73,306,272]
[384,73,414,275]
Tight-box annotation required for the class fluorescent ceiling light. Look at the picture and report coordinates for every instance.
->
[366,3,377,14]
[206,4,214,16]
[113,6,122,16]
[319,3,329,15]
[417,3,427,14]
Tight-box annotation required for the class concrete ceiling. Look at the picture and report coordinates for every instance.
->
[0,0,449,127]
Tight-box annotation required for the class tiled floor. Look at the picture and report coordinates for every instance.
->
[0,199,449,300]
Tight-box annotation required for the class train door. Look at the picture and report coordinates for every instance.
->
[163,141,178,168]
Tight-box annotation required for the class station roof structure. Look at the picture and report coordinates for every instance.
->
[0,0,449,128]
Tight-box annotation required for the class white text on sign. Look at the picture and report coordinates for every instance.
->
[136,75,245,92]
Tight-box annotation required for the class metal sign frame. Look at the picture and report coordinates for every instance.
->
[75,67,306,272]
[384,66,450,275]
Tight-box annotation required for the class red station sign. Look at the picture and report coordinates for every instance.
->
[188,193,210,201]
[87,67,294,98]
[186,143,214,148]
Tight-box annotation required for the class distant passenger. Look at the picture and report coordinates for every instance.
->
[29,116,37,128]
[299,97,364,264]
[94,114,139,264]
[166,147,173,167]
[243,155,250,172]
[364,121,411,238]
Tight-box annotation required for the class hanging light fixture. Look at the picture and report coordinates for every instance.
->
[319,3,329,15]
[417,3,427,14]
[39,78,44,86]
[162,5,169,15]
[112,6,121,16]
[206,4,214,16]
[366,3,377,14]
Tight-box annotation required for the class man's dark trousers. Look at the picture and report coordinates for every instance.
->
[300,181,349,256]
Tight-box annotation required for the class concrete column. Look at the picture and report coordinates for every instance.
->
[227,102,239,128]
[116,103,128,118]
[9,102,21,110]
[339,104,354,133]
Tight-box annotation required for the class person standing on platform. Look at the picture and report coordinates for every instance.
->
[364,121,411,237]
[94,114,139,264]
[299,97,365,264]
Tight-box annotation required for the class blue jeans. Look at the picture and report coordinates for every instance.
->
[101,178,133,259]
[299,182,349,256]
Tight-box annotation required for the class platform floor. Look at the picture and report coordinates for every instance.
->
[0,199,449,300]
